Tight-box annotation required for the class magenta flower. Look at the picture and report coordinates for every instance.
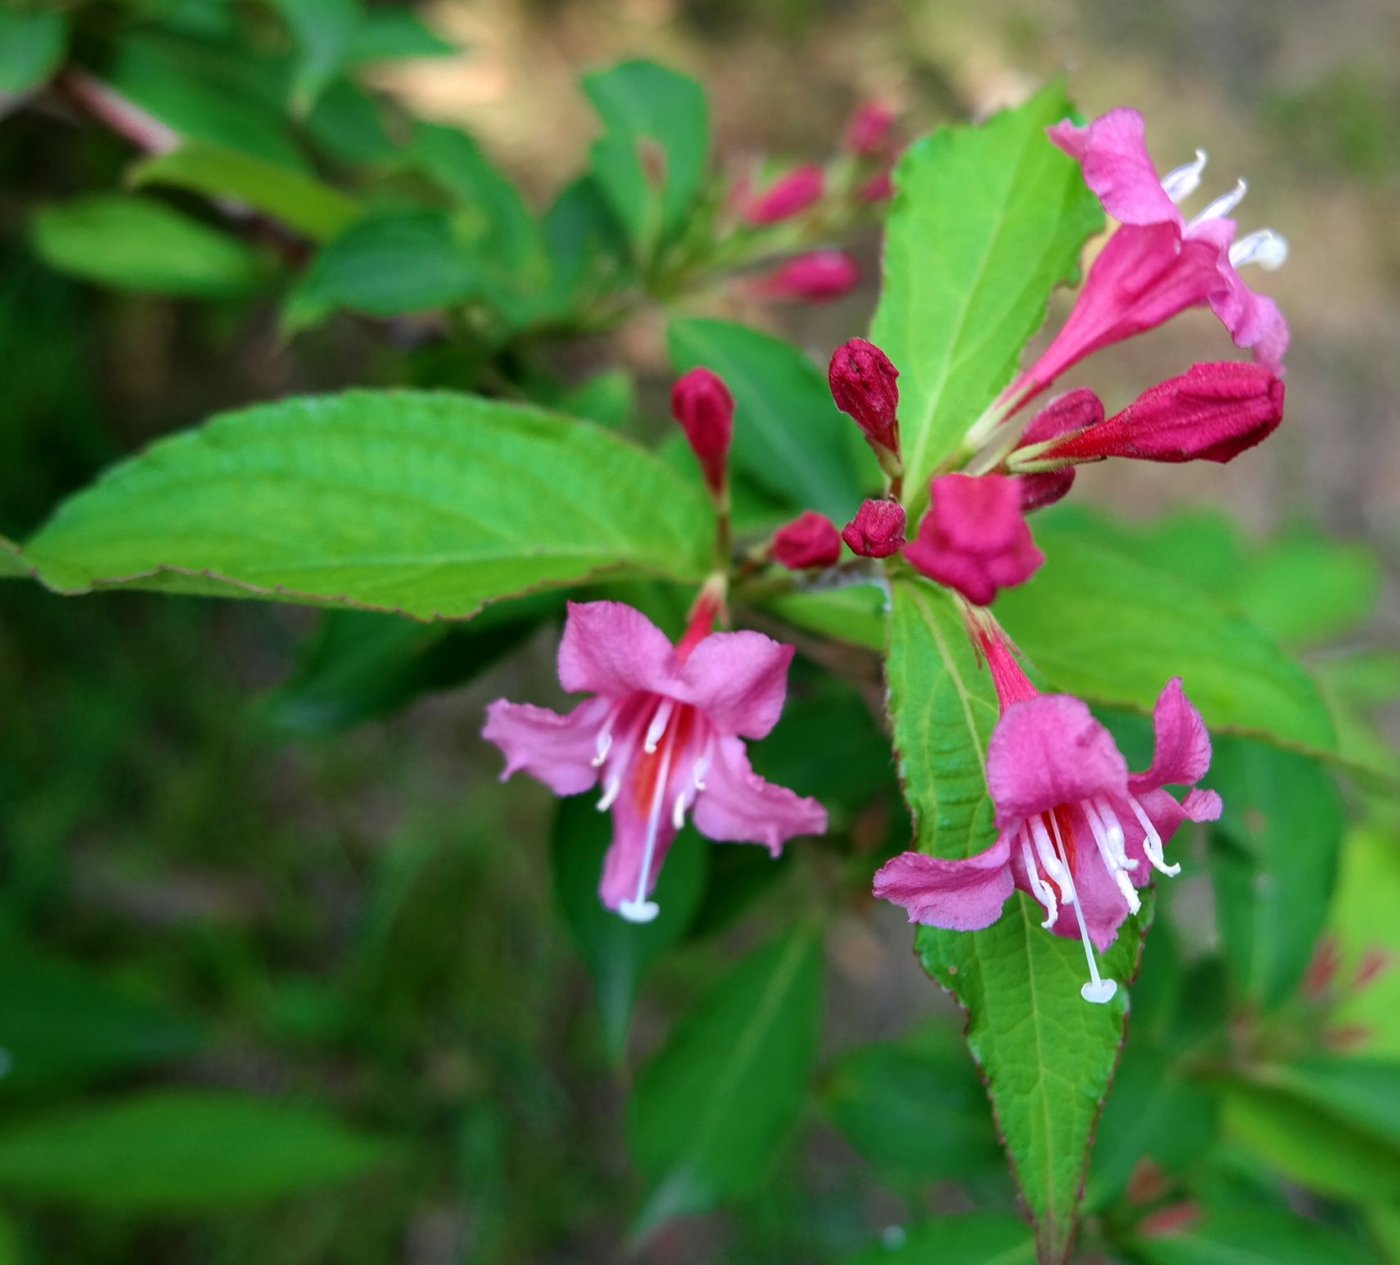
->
[828,338,902,476]
[752,251,860,303]
[903,474,1044,606]
[874,628,1221,1003]
[1008,108,1288,410]
[743,164,826,225]
[484,602,827,923]
[842,498,906,558]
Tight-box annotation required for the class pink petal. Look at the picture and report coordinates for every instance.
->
[691,736,827,852]
[680,631,794,739]
[1048,109,1182,228]
[557,601,680,699]
[987,695,1129,828]
[597,780,680,912]
[1058,827,1136,952]
[872,836,1015,930]
[1129,678,1214,793]
[482,697,609,795]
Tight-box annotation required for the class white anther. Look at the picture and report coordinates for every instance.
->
[672,792,689,831]
[1229,227,1288,271]
[1067,883,1118,1005]
[1090,797,1136,869]
[591,729,613,768]
[1161,148,1208,203]
[1021,831,1059,929]
[1127,795,1181,876]
[1082,799,1141,915]
[1191,178,1248,226]
[1031,816,1075,903]
[643,699,675,754]
[692,756,709,793]
[619,900,660,923]
[596,773,622,812]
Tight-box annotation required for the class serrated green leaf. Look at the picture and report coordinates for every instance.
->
[0,1090,390,1209]
[997,509,1336,755]
[870,84,1101,505]
[130,142,360,241]
[550,796,706,1062]
[1128,1210,1379,1265]
[839,1213,1035,1265]
[582,60,710,256]
[628,927,822,1235]
[272,0,361,114]
[668,318,877,519]
[0,9,67,96]
[22,390,713,620]
[31,195,263,297]
[1208,737,1343,1010]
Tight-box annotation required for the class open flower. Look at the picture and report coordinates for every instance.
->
[873,625,1220,1002]
[484,601,827,923]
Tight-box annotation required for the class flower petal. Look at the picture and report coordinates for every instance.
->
[987,695,1130,827]
[691,736,827,852]
[597,781,679,912]
[1129,678,1214,793]
[482,697,609,795]
[873,836,1014,930]
[1048,108,1182,228]
[1056,830,1135,952]
[680,631,794,739]
[557,601,680,699]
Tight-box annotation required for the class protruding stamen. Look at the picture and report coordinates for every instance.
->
[1067,887,1118,1005]
[692,756,709,793]
[591,729,613,768]
[1082,799,1140,915]
[1127,795,1181,876]
[1020,829,1059,929]
[1089,797,1136,869]
[1191,178,1247,226]
[1031,816,1075,902]
[1229,227,1288,271]
[596,773,622,812]
[672,791,689,831]
[643,699,675,754]
[1161,148,1208,203]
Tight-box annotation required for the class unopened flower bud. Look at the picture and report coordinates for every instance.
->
[771,511,842,570]
[1015,469,1077,512]
[844,102,897,157]
[858,170,895,203]
[671,367,734,499]
[744,164,825,225]
[841,499,906,558]
[753,251,860,303]
[828,338,901,475]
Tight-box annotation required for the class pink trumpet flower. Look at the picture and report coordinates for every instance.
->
[484,601,826,923]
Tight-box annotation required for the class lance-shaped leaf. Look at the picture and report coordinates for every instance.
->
[272,0,362,114]
[0,9,67,97]
[870,85,1101,508]
[885,576,1140,1264]
[22,391,713,620]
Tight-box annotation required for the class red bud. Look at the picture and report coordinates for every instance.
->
[671,368,734,499]
[828,338,900,467]
[772,511,842,570]
[841,498,906,558]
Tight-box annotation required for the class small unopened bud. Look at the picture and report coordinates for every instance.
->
[743,164,825,225]
[858,170,894,203]
[1016,469,1076,512]
[771,511,842,570]
[671,368,734,500]
[844,102,897,157]
[841,499,906,558]
[753,251,860,303]
[828,338,901,476]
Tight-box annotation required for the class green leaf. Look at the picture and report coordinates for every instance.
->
[582,60,710,255]
[996,509,1336,755]
[130,142,360,242]
[870,84,1102,504]
[550,796,707,1062]
[0,536,29,579]
[303,77,396,166]
[1208,737,1343,1010]
[31,195,263,297]
[628,927,823,1235]
[668,319,876,519]
[885,576,1143,1263]
[0,1090,390,1209]
[1234,527,1381,649]
[1242,1059,1400,1154]
[839,1213,1035,1265]
[1128,1210,1379,1265]
[764,584,886,652]
[0,943,202,1095]
[286,210,483,327]
[272,0,362,113]
[0,9,67,97]
[22,390,713,620]
[1328,822,1400,1058]
[345,7,456,63]
[533,175,633,319]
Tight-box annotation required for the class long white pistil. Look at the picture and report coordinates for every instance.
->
[619,723,678,925]
[1044,808,1118,1004]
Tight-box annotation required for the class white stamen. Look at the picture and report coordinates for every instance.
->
[625,710,679,923]
[1229,227,1288,271]
[1020,830,1059,929]
[1082,800,1140,915]
[672,791,689,831]
[591,729,613,768]
[1068,890,1118,1004]
[692,755,709,793]
[596,773,622,812]
[1031,816,1075,902]
[1191,178,1247,226]
[1127,795,1181,876]
[1161,148,1208,203]
[1091,797,1136,869]
[643,699,674,754]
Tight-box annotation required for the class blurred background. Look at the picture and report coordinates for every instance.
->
[1,1,1397,1262]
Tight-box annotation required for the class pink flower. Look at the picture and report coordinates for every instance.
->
[828,338,901,475]
[484,601,826,923]
[1013,362,1284,469]
[903,474,1044,606]
[743,164,826,225]
[1008,108,1288,410]
[772,510,843,569]
[842,498,906,558]
[671,367,735,499]
[752,251,860,303]
[844,102,897,157]
[874,626,1221,1003]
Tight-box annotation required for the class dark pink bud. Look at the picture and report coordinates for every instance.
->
[1017,388,1105,449]
[772,511,842,570]
[828,338,900,467]
[858,169,895,203]
[744,164,825,225]
[753,251,859,303]
[904,474,1044,606]
[671,367,734,499]
[1016,469,1076,512]
[844,102,897,157]
[841,498,906,558]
